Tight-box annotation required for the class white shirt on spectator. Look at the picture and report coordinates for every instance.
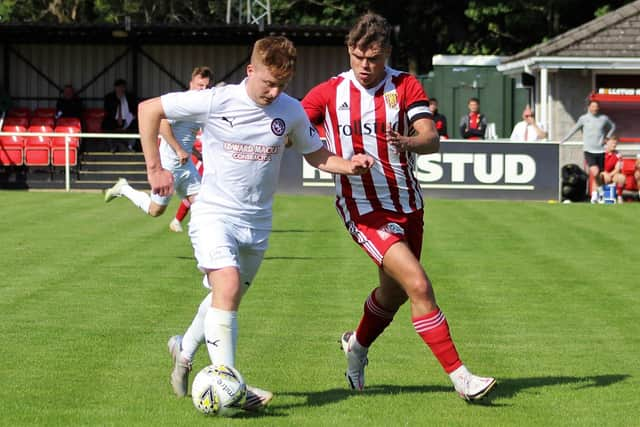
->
[510,120,546,142]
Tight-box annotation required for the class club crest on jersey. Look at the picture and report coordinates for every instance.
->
[271,118,286,136]
[384,91,398,109]
[377,222,404,240]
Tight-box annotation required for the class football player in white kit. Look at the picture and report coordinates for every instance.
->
[137,36,374,411]
[103,67,213,218]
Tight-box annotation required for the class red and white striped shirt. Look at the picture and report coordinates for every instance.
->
[302,67,431,221]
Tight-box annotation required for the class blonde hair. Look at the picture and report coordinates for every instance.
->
[251,36,297,81]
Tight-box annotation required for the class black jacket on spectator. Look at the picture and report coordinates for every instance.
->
[56,96,83,119]
[102,91,138,132]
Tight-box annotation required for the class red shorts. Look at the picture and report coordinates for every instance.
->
[344,209,424,266]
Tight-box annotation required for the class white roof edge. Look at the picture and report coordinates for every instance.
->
[432,54,505,66]
[497,56,640,72]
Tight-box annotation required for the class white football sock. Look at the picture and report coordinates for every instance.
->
[180,292,212,361]
[120,184,151,214]
[204,307,237,367]
[449,364,470,387]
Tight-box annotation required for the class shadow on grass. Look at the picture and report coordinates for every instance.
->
[272,374,630,411]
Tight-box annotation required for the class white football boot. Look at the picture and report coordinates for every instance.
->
[169,218,184,233]
[167,335,192,397]
[104,177,128,203]
[449,365,496,402]
[242,385,273,412]
[340,331,368,391]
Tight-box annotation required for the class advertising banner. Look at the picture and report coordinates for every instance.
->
[297,140,560,200]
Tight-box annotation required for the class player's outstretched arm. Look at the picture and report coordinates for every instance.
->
[387,118,440,155]
[304,147,374,175]
[138,97,174,196]
[159,119,190,165]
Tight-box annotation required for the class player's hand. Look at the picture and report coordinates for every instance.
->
[387,126,411,152]
[177,148,189,165]
[349,153,375,175]
[148,168,174,197]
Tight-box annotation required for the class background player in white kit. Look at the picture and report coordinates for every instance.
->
[302,13,496,402]
[103,67,213,219]
[137,36,374,410]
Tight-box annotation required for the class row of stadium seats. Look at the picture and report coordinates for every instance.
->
[0,125,80,167]
[3,116,82,130]
[5,107,107,133]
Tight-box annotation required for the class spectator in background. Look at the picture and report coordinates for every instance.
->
[509,105,547,142]
[459,97,487,140]
[55,84,83,119]
[102,78,139,152]
[560,99,616,203]
[428,98,448,139]
[596,135,626,203]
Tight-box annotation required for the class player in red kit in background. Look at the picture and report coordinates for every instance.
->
[596,135,626,203]
[428,98,448,139]
[302,12,495,401]
[460,97,487,140]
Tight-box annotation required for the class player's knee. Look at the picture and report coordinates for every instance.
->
[404,276,434,303]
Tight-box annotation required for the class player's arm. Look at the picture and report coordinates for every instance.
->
[560,117,582,143]
[304,147,374,175]
[138,97,174,196]
[159,119,189,165]
[606,117,616,139]
[387,118,440,155]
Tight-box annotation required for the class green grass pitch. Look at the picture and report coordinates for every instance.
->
[1,191,638,426]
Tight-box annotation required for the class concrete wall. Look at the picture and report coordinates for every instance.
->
[549,70,592,141]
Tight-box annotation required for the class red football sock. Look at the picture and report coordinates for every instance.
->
[354,289,396,348]
[616,185,623,197]
[413,308,462,374]
[175,199,191,222]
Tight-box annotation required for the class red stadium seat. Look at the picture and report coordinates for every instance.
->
[82,108,105,133]
[56,117,82,129]
[32,107,56,118]
[2,117,30,128]
[29,116,56,128]
[24,125,53,166]
[0,135,24,166]
[2,125,27,134]
[7,107,31,119]
[51,126,81,166]
[622,158,638,191]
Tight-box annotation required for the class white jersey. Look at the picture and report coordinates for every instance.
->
[159,119,201,170]
[161,79,323,229]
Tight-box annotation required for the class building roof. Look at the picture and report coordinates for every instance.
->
[502,0,640,64]
[0,23,349,46]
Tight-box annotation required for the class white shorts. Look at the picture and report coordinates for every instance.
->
[150,161,201,206]
[188,202,269,287]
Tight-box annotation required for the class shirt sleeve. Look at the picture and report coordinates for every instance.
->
[403,74,432,123]
[161,89,214,123]
[289,100,324,155]
[301,82,329,126]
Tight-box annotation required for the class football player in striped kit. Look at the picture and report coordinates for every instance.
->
[302,12,496,402]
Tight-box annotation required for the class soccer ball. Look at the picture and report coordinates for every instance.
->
[191,364,246,417]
